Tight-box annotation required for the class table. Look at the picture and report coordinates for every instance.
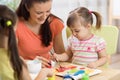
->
[55,62,120,80]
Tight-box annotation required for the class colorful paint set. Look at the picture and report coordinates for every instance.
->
[56,64,102,80]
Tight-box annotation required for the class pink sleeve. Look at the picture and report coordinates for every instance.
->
[96,38,106,52]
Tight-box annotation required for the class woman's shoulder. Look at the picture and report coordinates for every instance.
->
[16,19,26,28]
[17,18,25,24]
[49,14,64,35]
[15,19,28,34]
[49,14,64,25]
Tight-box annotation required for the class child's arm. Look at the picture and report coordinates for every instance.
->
[54,48,73,62]
[20,57,33,80]
[87,49,107,68]
[21,65,53,80]
[20,57,53,80]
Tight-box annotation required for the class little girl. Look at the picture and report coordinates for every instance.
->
[0,5,53,80]
[55,7,107,68]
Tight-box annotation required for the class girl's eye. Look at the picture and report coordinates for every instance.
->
[75,30,80,33]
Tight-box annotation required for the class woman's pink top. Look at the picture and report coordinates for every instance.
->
[16,17,64,60]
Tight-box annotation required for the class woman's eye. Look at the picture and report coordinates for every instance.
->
[36,12,42,14]
[47,10,50,13]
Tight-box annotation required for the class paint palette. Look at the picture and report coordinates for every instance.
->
[56,64,102,80]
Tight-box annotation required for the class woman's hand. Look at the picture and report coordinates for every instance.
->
[36,56,51,68]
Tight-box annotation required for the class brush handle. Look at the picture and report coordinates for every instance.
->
[49,51,62,68]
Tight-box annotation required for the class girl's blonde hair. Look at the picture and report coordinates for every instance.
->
[67,7,102,29]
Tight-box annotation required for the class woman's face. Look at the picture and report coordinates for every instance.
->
[28,1,52,25]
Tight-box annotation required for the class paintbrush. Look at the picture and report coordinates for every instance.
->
[49,50,62,68]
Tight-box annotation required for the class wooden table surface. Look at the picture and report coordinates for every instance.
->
[55,62,120,80]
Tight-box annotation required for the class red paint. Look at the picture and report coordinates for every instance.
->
[56,67,68,72]
[69,66,77,69]
[56,66,77,72]
[80,67,85,69]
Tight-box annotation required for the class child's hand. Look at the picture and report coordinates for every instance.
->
[87,62,97,68]
[51,53,60,62]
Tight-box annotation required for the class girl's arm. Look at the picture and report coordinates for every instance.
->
[54,48,73,62]
[21,58,53,80]
[87,49,107,68]
[20,57,32,80]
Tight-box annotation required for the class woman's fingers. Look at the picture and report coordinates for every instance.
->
[36,56,51,68]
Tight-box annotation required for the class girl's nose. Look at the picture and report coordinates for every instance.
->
[72,32,77,36]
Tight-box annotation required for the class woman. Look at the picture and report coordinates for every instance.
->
[16,0,65,67]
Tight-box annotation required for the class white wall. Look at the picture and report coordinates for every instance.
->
[51,0,108,25]
[51,0,79,25]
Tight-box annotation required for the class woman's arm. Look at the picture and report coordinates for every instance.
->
[53,32,65,54]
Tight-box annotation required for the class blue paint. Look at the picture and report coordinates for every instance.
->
[63,74,74,80]
[73,70,85,76]
[63,74,72,78]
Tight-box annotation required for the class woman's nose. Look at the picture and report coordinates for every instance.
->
[42,13,48,20]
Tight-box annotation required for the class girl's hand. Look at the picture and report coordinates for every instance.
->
[36,56,51,68]
[50,52,60,62]
[87,62,97,68]
[20,56,28,68]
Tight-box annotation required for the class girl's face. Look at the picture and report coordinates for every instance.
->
[70,21,91,40]
[28,1,52,25]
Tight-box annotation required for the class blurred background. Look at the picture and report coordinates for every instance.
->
[0,0,120,54]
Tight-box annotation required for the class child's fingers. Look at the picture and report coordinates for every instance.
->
[87,62,97,69]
